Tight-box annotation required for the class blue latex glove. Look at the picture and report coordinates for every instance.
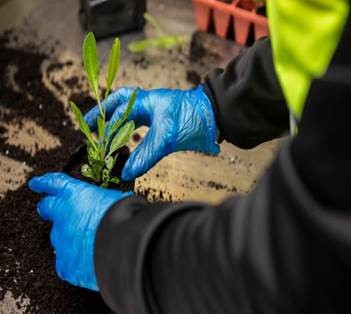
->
[28,173,133,291]
[84,85,220,181]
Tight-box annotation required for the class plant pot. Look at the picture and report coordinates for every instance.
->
[193,1,212,31]
[79,0,146,39]
[192,0,269,46]
[62,144,135,192]
[238,0,255,10]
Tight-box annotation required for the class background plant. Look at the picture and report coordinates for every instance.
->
[128,13,185,53]
[70,32,137,188]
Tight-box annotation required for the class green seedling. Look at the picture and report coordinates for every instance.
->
[128,13,185,53]
[70,32,137,188]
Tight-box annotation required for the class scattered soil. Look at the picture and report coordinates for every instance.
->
[136,186,173,202]
[0,126,6,135]
[47,61,73,76]
[0,30,112,313]
[189,31,211,63]
[207,180,237,192]
[132,132,141,143]
[132,55,151,69]
[64,76,79,89]
[186,69,201,86]
[207,180,226,190]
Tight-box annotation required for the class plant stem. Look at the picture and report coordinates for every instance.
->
[144,13,166,36]
[97,100,104,119]
[97,98,107,161]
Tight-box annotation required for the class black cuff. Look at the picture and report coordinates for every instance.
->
[203,82,225,143]
[204,38,289,149]
[94,196,200,313]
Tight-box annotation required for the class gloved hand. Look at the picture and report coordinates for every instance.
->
[84,85,220,181]
[28,173,133,291]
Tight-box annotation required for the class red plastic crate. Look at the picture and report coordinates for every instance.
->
[193,0,269,46]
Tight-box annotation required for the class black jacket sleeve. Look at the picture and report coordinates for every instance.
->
[95,140,351,314]
[94,21,351,312]
[204,37,289,149]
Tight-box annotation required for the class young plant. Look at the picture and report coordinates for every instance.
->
[70,32,137,188]
[128,13,185,53]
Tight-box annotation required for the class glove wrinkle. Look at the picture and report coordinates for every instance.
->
[84,85,220,181]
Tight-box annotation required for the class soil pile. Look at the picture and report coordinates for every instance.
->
[0,30,112,313]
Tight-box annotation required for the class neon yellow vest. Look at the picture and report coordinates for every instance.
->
[267,0,349,119]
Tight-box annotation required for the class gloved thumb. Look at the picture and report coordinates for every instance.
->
[121,124,175,181]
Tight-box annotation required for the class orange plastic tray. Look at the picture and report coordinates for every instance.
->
[192,0,269,45]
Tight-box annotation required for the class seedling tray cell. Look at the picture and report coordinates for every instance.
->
[192,0,269,46]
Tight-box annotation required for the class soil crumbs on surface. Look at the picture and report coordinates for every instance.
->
[0,30,113,313]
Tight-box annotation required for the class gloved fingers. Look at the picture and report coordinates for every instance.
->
[122,125,173,181]
[84,87,135,131]
[55,254,68,283]
[52,223,75,284]
[28,172,74,196]
[36,196,59,221]
[52,226,95,290]
[50,223,60,251]
[106,97,151,137]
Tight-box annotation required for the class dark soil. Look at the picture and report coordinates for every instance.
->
[207,180,237,192]
[47,61,73,75]
[0,125,6,135]
[132,132,141,142]
[64,76,79,89]
[132,55,150,69]
[0,30,113,313]
[186,69,201,86]
[69,92,96,115]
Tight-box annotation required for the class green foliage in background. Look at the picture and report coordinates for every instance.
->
[70,32,137,188]
[128,13,185,53]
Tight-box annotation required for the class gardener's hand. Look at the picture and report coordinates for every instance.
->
[84,85,220,181]
[28,172,133,291]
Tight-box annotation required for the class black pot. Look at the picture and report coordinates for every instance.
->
[79,0,146,39]
[63,144,135,192]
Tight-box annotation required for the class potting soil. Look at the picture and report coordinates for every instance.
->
[0,30,113,313]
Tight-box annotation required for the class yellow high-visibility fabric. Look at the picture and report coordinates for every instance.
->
[268,0,349,118]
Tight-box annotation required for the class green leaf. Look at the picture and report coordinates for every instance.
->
[109,87,138,136]
[81,164,97,181]
[155,35,182,49]
[105,155,115,170]
[105,38,120,98]
[83,32,100,103]
[109,121,135,156]
[109,177,120,184]
[70,101,98,152]
[144,13,166,36]
[102,168,110,179]
[87,142,100,164]
[97,115,105,142]
[100,182,109,188]
[91,159,104,182]
[128,35,183,53]
[128,39,158,53]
